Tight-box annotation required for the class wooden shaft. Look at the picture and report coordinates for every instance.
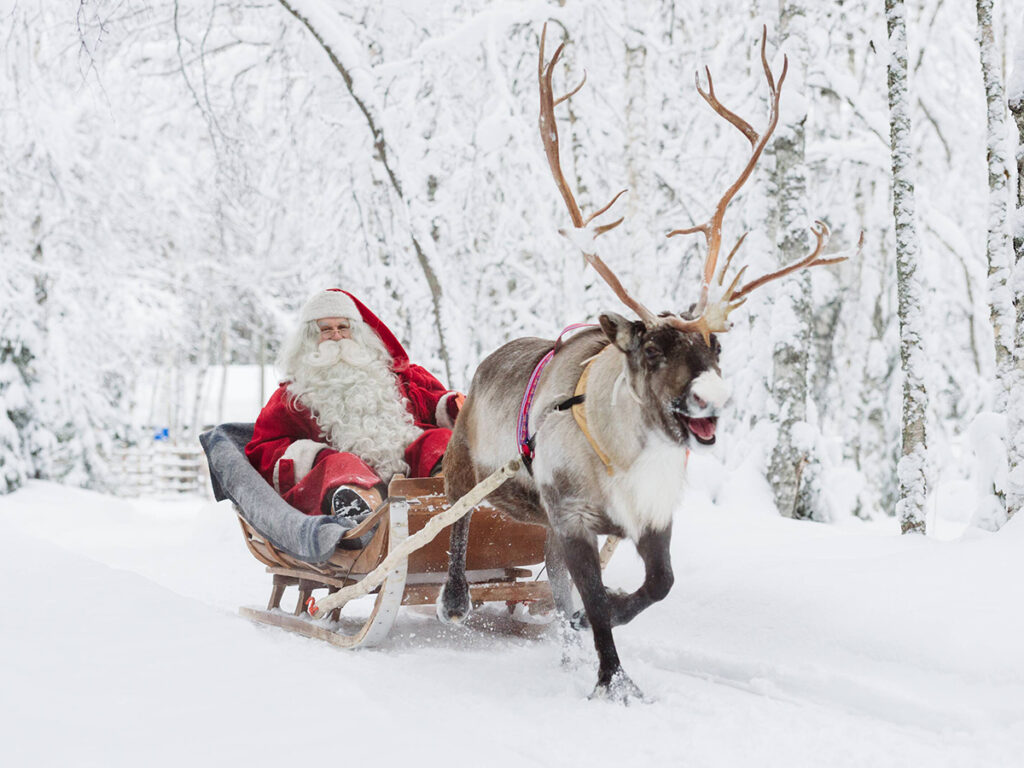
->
[599,536,620,569]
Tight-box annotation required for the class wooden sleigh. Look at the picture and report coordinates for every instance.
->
[236,473,552,648]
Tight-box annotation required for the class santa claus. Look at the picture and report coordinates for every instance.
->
[245,289,462,519]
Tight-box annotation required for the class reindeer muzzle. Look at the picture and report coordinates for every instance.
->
[672,370,729,446]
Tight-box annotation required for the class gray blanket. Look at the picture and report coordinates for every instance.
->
[199,423,367,564]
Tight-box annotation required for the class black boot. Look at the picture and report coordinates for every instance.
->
[330,487,373,522]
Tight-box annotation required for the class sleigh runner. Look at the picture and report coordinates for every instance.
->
[201,423,552,648]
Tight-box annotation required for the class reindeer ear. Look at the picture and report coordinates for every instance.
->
[599,313,643,353]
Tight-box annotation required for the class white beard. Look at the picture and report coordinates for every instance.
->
[288,339,422,483]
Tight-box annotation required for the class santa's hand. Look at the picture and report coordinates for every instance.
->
[437,392,465,429]
[448,393,465,422]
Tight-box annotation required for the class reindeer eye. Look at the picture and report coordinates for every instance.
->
[643,343,663,366]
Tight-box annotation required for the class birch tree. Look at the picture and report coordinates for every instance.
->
[884,0,928,534]
[767,0,817,519]
[972,0,1018,528]
[1004,10,1024,521]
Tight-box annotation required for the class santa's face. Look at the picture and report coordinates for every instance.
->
[316,316,352,341]
[305,317,372,371]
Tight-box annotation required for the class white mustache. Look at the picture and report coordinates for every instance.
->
[305,339,375,369]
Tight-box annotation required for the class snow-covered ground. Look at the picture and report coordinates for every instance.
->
[2,466,1022,768]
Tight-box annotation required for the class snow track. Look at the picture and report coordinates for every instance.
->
[638,642,988,731]
[1,481,1021,768]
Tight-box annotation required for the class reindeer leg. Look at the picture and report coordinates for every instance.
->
[605,526,674,627]
[544,535,586,666]
[544,535,575,619]
[437,510,474,623]
[553,526,644,703]
[438,426,477,625]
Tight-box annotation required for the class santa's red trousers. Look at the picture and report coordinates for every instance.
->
[277,429,450,515]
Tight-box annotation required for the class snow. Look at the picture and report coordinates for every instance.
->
[2,474,1022,768]
[3,3,1024,761]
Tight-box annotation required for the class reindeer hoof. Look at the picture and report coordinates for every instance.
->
[557,622,587,669]
[436,582,472,625]
[589,670,647,705]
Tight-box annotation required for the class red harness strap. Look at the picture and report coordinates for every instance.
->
[516,323,597,469]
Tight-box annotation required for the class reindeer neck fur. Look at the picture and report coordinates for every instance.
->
[580,344,650,468]
[529,340,688,541]
[587,344,689,538]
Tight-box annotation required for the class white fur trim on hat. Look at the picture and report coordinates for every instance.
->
[300,291,360,323]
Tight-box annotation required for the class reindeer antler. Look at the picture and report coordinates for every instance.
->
[538,23,658,326]
[666,26,849,344]
[537,24,850,343]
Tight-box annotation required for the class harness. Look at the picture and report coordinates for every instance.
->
[569,355,615,475]
[516,323,614,475]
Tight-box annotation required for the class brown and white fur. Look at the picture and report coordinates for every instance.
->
[439,313,729,701]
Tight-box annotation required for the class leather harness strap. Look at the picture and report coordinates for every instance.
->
[517,323,597,470]
[516,325,619,477]
[570,356,616,476]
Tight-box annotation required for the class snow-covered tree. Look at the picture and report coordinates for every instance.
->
[1003,10,1024,522]
[971,0,1018,529]
[0,0,1013,535]
[0,323,38,494]
[767,1,816,520]
[884,0,928,534]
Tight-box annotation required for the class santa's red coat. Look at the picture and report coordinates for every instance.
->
[245,291,454,516]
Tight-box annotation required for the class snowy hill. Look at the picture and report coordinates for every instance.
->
[2,478,1021,768]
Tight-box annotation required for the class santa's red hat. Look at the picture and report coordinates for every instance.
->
[300,289,410,372]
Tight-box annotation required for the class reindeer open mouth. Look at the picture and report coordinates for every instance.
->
[682,416,717,445]
[671,386,720,446]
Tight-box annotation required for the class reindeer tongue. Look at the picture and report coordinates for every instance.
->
[687,418,716,441]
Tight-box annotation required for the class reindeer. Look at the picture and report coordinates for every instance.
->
[438,25,847,702]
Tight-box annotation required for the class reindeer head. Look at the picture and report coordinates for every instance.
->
[598,312,729,448]
[537,24,851,374]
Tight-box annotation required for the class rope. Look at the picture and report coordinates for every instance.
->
[308,458,522,618]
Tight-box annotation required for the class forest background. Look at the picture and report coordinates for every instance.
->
[1,0,1021,535]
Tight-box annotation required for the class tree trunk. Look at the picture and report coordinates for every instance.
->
[885,0,928,535]
[768,1,815,519]
[973,0,1016,528]
[1002,9,1024,521]
[277,0,452,383]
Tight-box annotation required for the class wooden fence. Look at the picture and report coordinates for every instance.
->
[111,441,208,497]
